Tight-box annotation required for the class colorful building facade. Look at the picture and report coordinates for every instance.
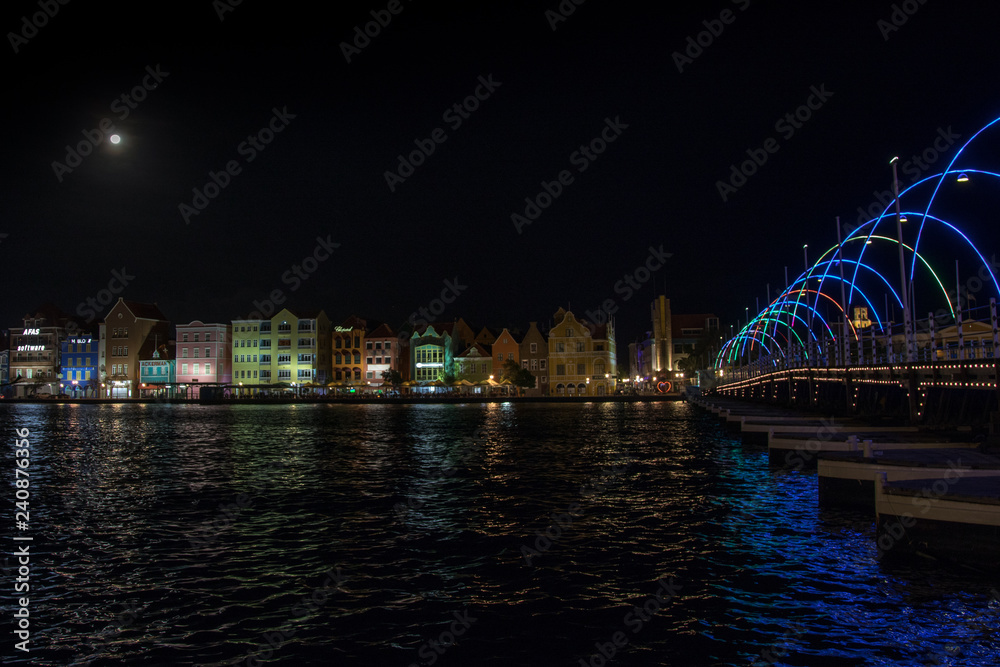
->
[547,308,616,396]
[364,323,400,388]
[60,333,99,397]
[518,322,548,397]
[176,321,232,396]
[9,305,74,397]
[231,309,331,392]
[102,299,170,398]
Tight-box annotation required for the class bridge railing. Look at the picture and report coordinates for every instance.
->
[718,298,1000,383]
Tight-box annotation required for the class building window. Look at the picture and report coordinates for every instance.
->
[193,348,200,358]
[182,333,188,342]
[497,354,503,364]
[556,364,565,375]
[366,342,373,350]
[540,360,547,370]
[530,343,537,353]
[522,360,528,369]
[205,363,211,375]
[194,333,200,342]
[556,342,565,353]
[205,334,212,342]
[193,363,200,375]
[531,359,538,371]
[205,348,211,357]
[375,357,382,364]
[384,342,391,350]
[576,342,584,352]
[366,357,373,365]
[366,371,374,379]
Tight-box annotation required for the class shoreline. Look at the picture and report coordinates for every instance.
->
[1,394,687,406]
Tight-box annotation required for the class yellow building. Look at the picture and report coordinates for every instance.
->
[231,318,263,386]
[547,308,617,396]
[232,308,331,393]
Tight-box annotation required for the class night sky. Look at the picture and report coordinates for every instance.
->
[5,1,1000,345]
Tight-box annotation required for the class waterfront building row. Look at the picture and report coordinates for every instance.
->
[4,298,711,398]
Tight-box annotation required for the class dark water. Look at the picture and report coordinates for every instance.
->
[3,401,999,666]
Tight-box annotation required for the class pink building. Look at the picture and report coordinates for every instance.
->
[175,321,232,397]
[365,323,401,388]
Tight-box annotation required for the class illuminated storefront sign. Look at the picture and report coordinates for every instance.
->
[22,328,40,335]
[17,345,44,352]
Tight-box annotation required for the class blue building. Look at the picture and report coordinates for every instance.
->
[60,333,99,397]
[140,348,176,397]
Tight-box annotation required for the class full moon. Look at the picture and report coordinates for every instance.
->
[109,134,121,145]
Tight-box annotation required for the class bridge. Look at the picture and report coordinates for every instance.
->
[712,115,1000,427]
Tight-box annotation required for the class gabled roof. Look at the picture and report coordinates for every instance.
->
[367,323,395,338]
[457,342,491,358]
[493,327,519,345]
[120,299,168,322]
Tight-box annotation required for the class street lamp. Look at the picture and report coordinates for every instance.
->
[890,156,913,362]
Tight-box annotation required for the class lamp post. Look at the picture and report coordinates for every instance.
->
[890,156,914,362]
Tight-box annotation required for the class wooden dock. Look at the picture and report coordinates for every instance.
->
[691,393,1000,564]
[876,475,1000,564]
[818,448,1000,508]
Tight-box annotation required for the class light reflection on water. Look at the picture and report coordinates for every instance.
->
[2,401,998,666]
